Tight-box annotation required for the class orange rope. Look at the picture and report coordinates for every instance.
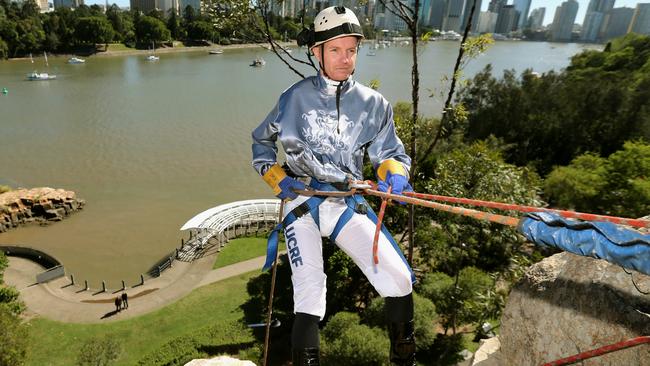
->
[372,186,391,265]
[364,189,521,227]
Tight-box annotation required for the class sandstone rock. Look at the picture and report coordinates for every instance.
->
[0,187,83,232]
[499,252,650,365]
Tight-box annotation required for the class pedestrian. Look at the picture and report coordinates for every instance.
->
[251,6,415,365]
[114,296,122,312]
[121,292,129,309]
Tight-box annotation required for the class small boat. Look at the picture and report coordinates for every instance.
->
[67,56,85,64]
[250,58,266,67]
[146,42,159,61]
[209,49,224,54]
[27,71,56,81]
[367,50,377,56]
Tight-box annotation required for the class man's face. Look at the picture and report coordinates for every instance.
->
[312,36,359,81]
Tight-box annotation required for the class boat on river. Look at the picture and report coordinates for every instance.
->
[250,57,266,67]
[68,57,86,64]
[27,72,56,81]
[209,49,224,55]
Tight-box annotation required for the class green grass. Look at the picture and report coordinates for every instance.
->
[103,43,134,52]
[213,237,268,269]
[25,271,258,366]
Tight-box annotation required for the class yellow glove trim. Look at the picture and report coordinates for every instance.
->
[377,159,406,181]
[262,164,287,196]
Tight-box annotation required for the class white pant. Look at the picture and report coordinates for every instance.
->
[283,196,413,319]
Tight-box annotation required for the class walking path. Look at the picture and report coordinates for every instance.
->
[4,253,270,323]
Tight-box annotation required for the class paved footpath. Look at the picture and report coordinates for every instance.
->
[4,254,269,323]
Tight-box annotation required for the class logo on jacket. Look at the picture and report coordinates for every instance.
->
[301,109,351,153]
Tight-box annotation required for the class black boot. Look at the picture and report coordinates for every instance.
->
[292,313,320,365]
[292,347,320,365]
[388,320,416,366]
[385,294,416,366]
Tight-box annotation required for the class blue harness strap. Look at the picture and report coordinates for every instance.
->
[263,195,324,271]
[263,179,415,284]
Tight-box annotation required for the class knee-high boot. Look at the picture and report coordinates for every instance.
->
[292,312,320,365]
[385,293,416,366]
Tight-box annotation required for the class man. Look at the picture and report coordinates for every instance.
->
[121,292,129,309]
[251,6,415,365]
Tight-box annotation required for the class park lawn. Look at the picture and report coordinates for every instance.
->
[103,43,134,52]
[213,237,269,269]
[25,271,258,366]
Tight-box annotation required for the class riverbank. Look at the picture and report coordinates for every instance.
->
[4,41,297,61]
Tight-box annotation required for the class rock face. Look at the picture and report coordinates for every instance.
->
[0,187,85,233]
[499,252,650,365]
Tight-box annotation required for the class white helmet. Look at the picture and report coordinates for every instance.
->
[300,6,364,49]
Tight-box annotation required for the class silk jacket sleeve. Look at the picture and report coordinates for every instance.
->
[367,100,411,176]
[251,102,280,176]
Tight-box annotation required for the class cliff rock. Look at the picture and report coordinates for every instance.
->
[0,187,85,232]
[498,252,650,365]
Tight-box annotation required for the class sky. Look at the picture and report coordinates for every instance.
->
[83,0,646,26]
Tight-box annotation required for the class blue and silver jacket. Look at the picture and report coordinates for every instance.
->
[252,72,411,182]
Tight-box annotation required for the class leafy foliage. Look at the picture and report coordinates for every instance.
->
[0,306,28,366]
[417,267,494,331]
[545,141,650,217]
[321,312,390,366]
[459,34,650,176]
[419,141,542,273]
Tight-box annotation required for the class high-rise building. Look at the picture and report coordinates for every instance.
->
[428,0,446,29]
[460,0,482,33]
[550,0,579,42]
[628,3,650,35]
[477,11,498,33]
[53,0,82,8]
[487,0,506,13]
[601,7,634,40]
[513,0,531,30]
[581,0,615,41]
[442,0,465,32]
[130,0,155,12]
[373,0,409,31]
[420,0,433,26]
[528,7,545,30]
[495,4,517,34]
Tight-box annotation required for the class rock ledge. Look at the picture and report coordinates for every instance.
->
[0,187,85,233]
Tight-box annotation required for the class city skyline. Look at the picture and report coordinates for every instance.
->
[80,0,646,28]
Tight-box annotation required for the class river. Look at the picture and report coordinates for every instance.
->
[0,41,602,287]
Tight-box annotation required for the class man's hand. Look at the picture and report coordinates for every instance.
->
[262,164,305,200]
[277,176,306,200]
[376,159,412,204]
[378,171,412,196]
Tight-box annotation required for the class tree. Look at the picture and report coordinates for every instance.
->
[0,306,28,366]
[0,36,7,59]
[545,141,650,218]
[135,15,170,46]
[75,17,115,47]
[186,20,213,42]
[321,312,390,366]
[421,141,542,273]
[166,9,182,40]
[76,336,121,366]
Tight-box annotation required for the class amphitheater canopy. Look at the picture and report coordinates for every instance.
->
[180,199,281,233]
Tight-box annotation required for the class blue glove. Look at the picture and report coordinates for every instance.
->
[378,172,412,204]
[277,176,306,200]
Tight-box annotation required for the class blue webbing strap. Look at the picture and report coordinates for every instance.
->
[263,194,325,271]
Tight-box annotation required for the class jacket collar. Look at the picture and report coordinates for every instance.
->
[316,71,353,95]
